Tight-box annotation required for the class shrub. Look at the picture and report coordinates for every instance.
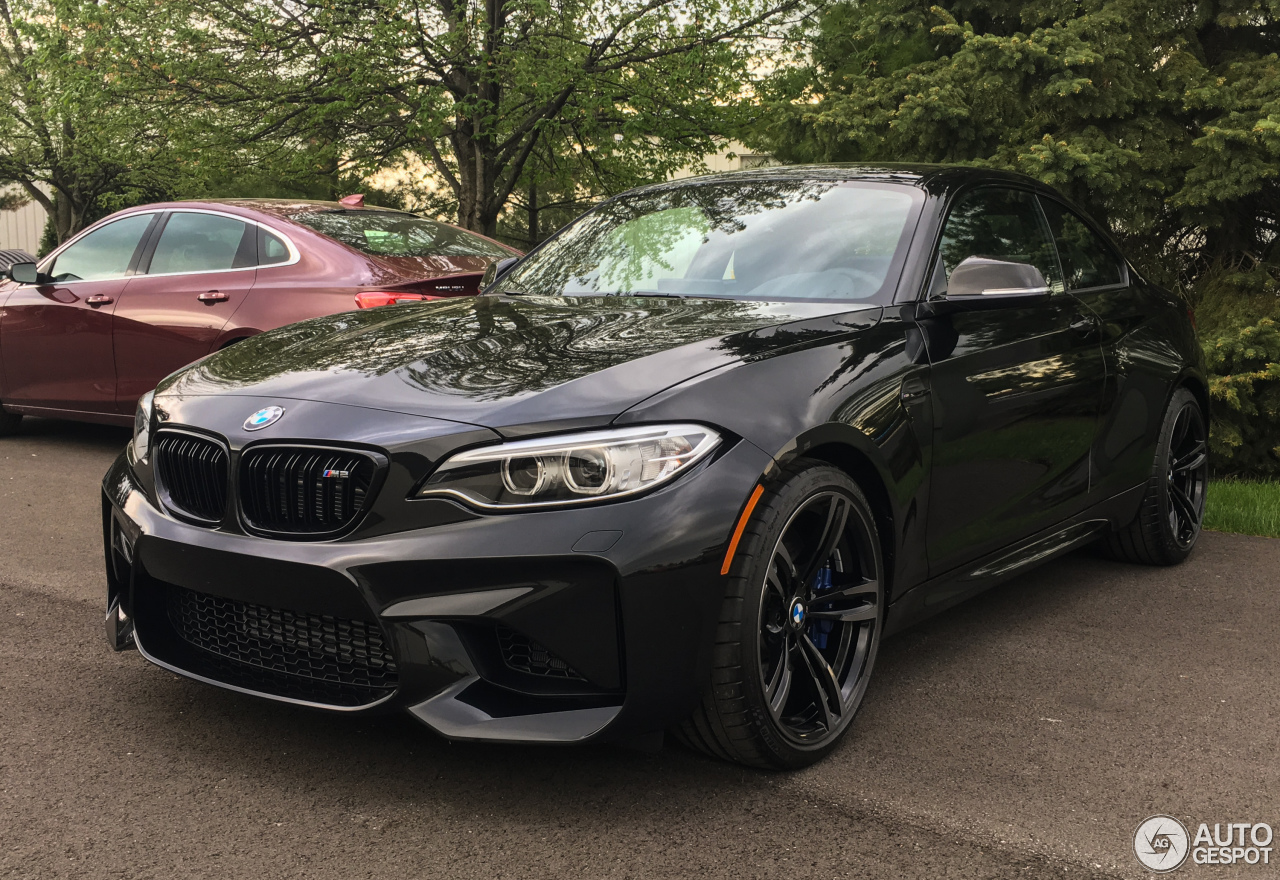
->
[1202,316,1280,478]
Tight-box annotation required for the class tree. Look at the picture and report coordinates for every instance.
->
[748,0,1280,475]
[114,0,806,236]
[749,0,1280,293]
[0,0,188,243]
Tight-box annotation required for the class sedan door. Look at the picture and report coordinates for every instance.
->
[112,210,257,412]
[918,187,1106,574]
[0,212,158,415]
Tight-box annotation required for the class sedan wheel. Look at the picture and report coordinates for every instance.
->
[0,408,21,437]
[1104,387,1208,565]
[679,460,884,769]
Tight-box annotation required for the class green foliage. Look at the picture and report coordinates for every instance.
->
[106,0,803,236]
[751,0,1280,293]
[752,0,1280,477]
[1202,316,1280,476]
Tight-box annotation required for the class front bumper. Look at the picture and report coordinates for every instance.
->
[102,431,773,744]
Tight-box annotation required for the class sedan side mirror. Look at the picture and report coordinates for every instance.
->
[481,256,520,291]
[6,262,39,285]
[943,256,1050,309]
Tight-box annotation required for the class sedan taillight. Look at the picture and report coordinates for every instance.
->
[354,291,446,309]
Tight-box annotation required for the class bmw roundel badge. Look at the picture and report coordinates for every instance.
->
[243,406,285,432]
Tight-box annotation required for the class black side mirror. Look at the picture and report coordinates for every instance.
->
[6,262,39,285]
[481,256,520,291]
[943,256,1050,309]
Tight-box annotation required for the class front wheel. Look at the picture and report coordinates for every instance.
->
[1103,387,1208,565]
[678,460,884,769]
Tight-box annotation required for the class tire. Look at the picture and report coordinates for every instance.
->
[678,459,885,770]
[0,408,21,437]
[1103,387,1208,566]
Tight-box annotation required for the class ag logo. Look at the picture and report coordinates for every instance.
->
[243,406,285,432]
[1135,815,1190,872]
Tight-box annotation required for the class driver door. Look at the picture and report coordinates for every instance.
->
[0,212,158,415]
[920,187,1106,574]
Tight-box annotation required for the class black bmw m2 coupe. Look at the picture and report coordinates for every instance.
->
[103,165,1207,769]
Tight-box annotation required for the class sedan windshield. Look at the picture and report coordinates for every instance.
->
[291,210,512,259]
[493,179,922,303]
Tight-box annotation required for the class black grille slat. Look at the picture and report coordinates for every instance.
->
[240,446,377,536]
[165,585,398,705]
[155,433,229,522]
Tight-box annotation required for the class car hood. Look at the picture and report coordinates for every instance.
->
[158,295,879,434]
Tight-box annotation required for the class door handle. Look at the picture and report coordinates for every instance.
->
[85,294,114,306]
[198,291,230,303]
[900,374,930,403]
[1069,314,1097,334]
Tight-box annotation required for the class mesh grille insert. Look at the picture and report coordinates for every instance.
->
[154,432,229,522]
[165,586,398,706]
[497,626,585,681]
[240,446,378,536]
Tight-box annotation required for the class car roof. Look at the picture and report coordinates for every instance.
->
[625,162,1055,197]
[161,199,416,221]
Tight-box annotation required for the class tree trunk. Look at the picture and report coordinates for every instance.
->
[527,181,539,246]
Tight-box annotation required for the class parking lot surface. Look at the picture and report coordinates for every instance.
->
[2,418,1277,879]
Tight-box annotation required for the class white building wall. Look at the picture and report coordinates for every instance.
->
[0,185,50,255]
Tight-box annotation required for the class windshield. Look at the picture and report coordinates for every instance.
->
[493,179,921,302]
[291,210,512,259]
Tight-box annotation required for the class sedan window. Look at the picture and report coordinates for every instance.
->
[936,188,1063,294]
[258,228,291,265]
[291,210,512,259]
[1039,199,1124,290]
[46,213,154,283]
[148,212,253,275]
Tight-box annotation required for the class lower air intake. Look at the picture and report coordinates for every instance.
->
[165,586,398,707]
[497,626,586,681]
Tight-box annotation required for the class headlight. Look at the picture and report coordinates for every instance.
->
[416,424,721,509]
[129,391,154,464]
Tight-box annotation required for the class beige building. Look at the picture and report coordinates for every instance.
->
[0,185,47,254]
[672,141,776,179]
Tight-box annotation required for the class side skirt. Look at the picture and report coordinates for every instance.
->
[884,484,1144,637]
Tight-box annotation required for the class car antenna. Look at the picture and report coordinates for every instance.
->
[339,194,365,207]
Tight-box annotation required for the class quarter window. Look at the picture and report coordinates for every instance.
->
[46,214,154,283]
[148,212,253,275]
[258,228,291,265]
[934,188,1063,295]
[1040,199,1124,290]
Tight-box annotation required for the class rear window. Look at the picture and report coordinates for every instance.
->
[290,210,511,259]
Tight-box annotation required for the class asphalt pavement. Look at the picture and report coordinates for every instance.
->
[2,418,1277,879]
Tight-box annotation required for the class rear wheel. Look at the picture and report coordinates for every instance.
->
[679,460,884,769]
[0,407,21,436]
[1104,387,1207,565]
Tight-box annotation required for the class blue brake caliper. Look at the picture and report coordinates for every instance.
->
[809,566,835,649]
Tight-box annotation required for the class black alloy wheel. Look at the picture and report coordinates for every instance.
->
[679,460,884,769]
[1105,387,1208,565]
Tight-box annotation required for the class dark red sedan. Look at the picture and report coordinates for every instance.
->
[0,198,519,432]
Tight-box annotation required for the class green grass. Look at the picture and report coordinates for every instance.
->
[1205,479,1280,539]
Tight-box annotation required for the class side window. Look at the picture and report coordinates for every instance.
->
[148,212,253,275]
[46,214,154,283]
[1040,199,1124,290]
[258,227,291,265]
[933,188,1063,296]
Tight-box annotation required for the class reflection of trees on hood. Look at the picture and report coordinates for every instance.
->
[496,179,839,296]
[162,294,825,402]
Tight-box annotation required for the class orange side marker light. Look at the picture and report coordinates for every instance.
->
[721,484,765,575]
